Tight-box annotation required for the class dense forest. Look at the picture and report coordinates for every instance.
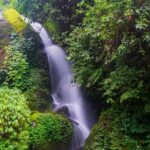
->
[0,0,150,150]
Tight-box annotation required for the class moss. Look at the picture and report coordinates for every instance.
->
[43,17,62,45]
[84,110,112,150]
[84,109,149,150]
[44,18,58,35]
[29,112,73,150]
[3,8,27,33]
[23,69,50,112]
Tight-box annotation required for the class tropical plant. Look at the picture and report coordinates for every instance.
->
[66,0,150,149]
[0,87,30,150]
[4,45,29,90]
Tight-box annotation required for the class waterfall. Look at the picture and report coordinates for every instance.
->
[28,21,92,150]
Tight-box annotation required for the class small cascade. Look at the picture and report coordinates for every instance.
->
[28,21,92,150]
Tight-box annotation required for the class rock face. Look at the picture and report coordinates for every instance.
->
[0,11,10,67]
[0,10,10,83]
[0,11,10,49]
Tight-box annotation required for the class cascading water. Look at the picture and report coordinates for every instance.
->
[27,21,92,150]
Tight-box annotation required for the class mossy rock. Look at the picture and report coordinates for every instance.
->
[84,109,150,150]
[30,112,73,150]
[3,8,27,33]
[84,110,112,150]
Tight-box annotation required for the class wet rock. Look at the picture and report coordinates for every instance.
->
[55,105,70,116]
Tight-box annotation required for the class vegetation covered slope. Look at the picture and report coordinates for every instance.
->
[0,87,30,150]
[0,7,73,150]
[65,0,150,149]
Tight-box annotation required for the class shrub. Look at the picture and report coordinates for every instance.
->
[8,32,42,68]
[0,87,30,150]
[85,109,150,150]
[4,46,29,90]
[30,112,73,149]
[24,69,50,111]
[44,18,58,35]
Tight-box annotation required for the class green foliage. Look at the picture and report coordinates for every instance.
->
[44,18,58,35]
[29,112,73,149]
[0,0,3,6]
[15,0,87,46]
[9,0,17,7]
[4,44,29,90]
[66,25,103,95]
[85,109,150,150]
[84,110,112,150]
[0,0,17,9]
[24,69,50,111]
[0,0,5,9]
[3,31,43,90]
[16,0,81,31]
[102,66,143,104]
[66,0,150,90]
[0,87,30,150]
[10,32,42,68]
[66,0,150,149]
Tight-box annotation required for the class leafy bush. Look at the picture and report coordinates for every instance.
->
[66,0,150,149]
[24,69,50,111]
[9,32,42,68]
[0,0,17,9]
[0,87,30,150]
[16,0,81,31]
[3,31,43,90]
[44,18,58,35]
[66,0,150,95]
[29,112,73,149]
[0,0,5,9]
[4,45,29,90]
[102,66,143,104]
[85,109,150,150]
